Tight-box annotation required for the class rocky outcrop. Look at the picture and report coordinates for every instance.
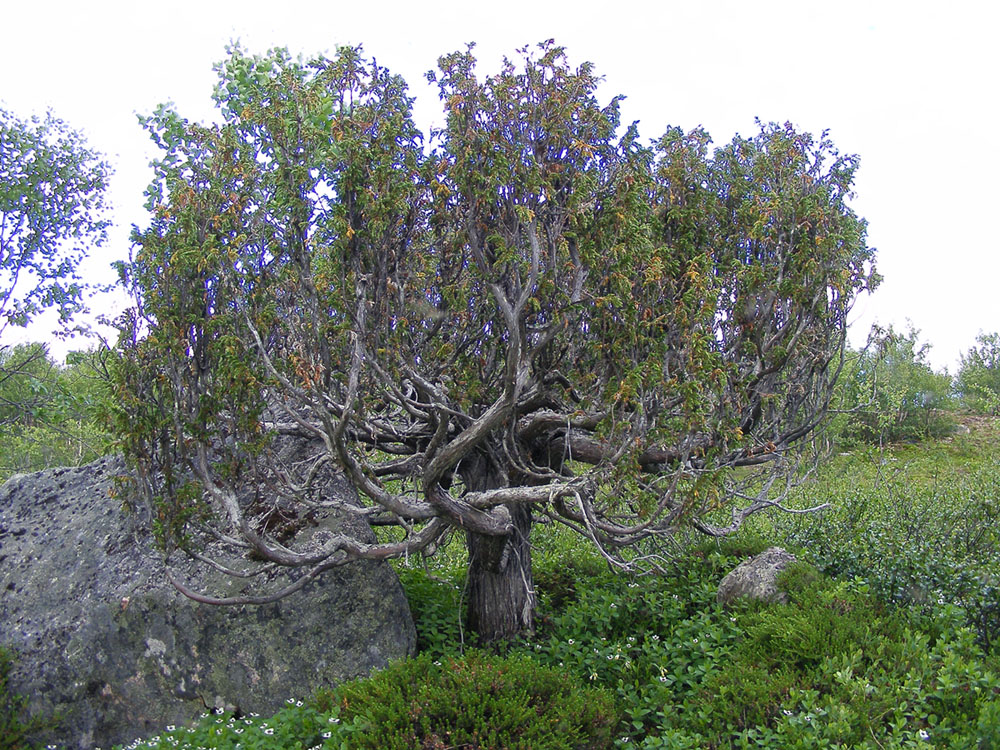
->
[0,456,415,750]
[716,547,797,607]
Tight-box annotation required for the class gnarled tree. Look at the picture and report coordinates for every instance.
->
[113,43,876,642]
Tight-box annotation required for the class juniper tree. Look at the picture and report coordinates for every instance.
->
[113,42,876,641]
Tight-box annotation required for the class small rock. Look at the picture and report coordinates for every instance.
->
[716,547,797,607]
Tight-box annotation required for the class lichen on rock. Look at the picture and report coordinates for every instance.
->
[716,546,798,607]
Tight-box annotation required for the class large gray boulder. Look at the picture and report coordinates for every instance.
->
[716,547,797,607]
[0,456,415,749]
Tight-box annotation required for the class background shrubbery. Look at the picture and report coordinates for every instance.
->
[766,439,1000,652]
[956,332,1000,416]
[831,326,957,446]
[0,343,110,481]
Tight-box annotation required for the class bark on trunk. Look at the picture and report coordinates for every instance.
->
[465,501,535,643]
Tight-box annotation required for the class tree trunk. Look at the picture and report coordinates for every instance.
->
[465,501,535,643]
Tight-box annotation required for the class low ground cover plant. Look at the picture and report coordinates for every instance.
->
[107,653,617,750]
[311,651,618,749]
[110,537,998,749]
[506,540,998,748]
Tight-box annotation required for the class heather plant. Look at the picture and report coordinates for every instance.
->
[311,651,618,750]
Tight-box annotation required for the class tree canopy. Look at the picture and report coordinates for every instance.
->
[112,42,877,641]
[0,106,110,335]
[0,105,111,455]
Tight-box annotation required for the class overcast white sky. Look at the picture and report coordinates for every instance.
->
[2,0,997,371]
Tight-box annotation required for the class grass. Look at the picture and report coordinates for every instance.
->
[15,419,1000,749]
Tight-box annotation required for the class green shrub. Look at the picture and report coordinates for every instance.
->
[395,566,467,659]
[976,698,1000,749]
[774,560,825,599]
[532,545,611,617]
[744,567,903,667]
[832,326,956,447]
[312,651,618,750]
[686,531,771,569]
[770,450,1000,651]
[957,332,1000,415]
[520,546,746,743]
[0,344,112,481]
[681,571,999,747]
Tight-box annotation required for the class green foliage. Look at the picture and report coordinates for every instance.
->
[764,432,1000,651]
[976,698,1000,749]
[97,421,1000,749]
[111,704,334,750]
[532,541,612,615]
[122,653,617,750]
[0,343,112,480]
[833,325,956,446]
[311,651,618,749]
[718,574,907,719]
[0,646,51,750]
[521,543,997,748]
[394,566,466,659]
[957,331,1000,415]
[118,466,1000,749]
[0,106,110,333]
